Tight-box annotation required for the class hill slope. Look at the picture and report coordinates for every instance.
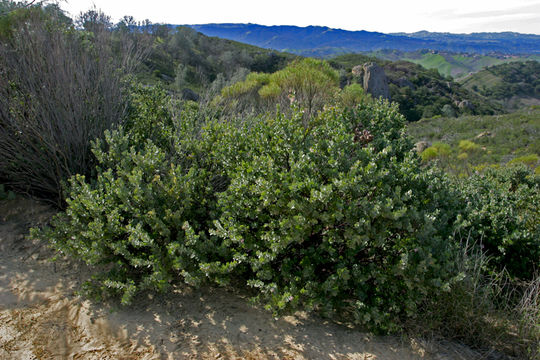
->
[364,49,539,79]
[188,23,540,56]
[330,54,502,121]
[136,25,295,93]
[460,61,540,109]
[407,108,540,172]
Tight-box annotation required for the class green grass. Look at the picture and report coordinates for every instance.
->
[407,108,540,173]
[370,50,533,79]
[407,53,510,79]
[460,70,503,91]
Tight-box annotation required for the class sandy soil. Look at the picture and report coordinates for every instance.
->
[0,198,482,360]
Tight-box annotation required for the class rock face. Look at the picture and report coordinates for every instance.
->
[351,65,363,77]
[362,62,390,100]
[414,141,431,154]
[458,100,474,111]
[181,88,199,102]
[475,131,493,139]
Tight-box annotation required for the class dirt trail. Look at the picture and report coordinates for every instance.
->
[0,199,481,360]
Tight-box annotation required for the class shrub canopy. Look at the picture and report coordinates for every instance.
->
[39,86,465,332]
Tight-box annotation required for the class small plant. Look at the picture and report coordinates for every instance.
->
[508,154,539,169]
[420,142,451,162]
[0,184,16,200]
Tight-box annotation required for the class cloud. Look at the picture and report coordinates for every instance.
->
[459,13,540,34]
[423,2,540,34]
[431,3,540,20]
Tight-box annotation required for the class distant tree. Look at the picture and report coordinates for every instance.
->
[220,58,340,123]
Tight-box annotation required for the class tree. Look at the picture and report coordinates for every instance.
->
[219,58,340,123]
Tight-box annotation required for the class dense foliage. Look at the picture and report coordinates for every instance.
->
[38,85,224,303]
[453,166,540,279]
[218,58,341,119]
[39,86,464,333]
[207,101,461,332]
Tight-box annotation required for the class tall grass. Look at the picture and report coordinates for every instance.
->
[416,237,540,359]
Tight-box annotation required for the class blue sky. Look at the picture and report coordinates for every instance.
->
[58,0,540,34]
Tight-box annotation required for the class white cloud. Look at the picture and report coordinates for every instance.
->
[58,0,540,34]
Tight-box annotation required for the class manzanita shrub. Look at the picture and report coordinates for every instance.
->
[205,101,462,332]
[35,85,228,304]
[37,88,463,332]
[453,165,540,280]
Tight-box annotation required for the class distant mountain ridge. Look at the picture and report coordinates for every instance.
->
[187,23,540,56]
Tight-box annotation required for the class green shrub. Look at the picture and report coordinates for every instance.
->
[0,184,15,200]
[35,85,225,304]
[458,140,480,153]
[420,142,451,162]
[206,100,461,332]
[421,146,439,162]
[340,83,371,107]
[38,95,463,333]
[453,165,540,279]
[508,154,540,169]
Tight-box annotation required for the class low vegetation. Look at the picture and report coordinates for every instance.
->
[461,61,540,109]
[407,108,540,174]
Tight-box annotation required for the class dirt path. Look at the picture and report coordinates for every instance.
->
[0,199,481,360]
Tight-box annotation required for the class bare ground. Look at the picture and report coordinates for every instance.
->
[0,198,482,360]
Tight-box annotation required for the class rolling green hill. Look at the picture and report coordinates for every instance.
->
[363,49,539,79]
[407,107,540,173]
[460,61,540,110]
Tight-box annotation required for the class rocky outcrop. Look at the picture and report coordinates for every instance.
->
[351,65,363,77]
[181,88,199,102]
[475,131,493,139]
[414,141,431,154]
[362,62,390,100]
[458,100,474,111]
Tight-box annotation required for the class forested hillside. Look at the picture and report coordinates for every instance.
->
[460,61,540,109]
[137,24,295,95]
[330,54,502,121]
[361,49,539,79]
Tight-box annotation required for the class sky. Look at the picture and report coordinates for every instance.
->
[57,0,540,34]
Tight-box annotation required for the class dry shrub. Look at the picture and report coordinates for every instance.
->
[0,5,148,205]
